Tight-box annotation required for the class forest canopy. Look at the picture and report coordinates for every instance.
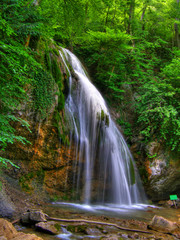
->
[0,0,179,167]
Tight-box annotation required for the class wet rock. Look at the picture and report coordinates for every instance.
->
[121,233,129,238]
[0,187,15,218]
[35,221,61,235]
[0,237,7,240]
[148,215,178,233]
[0,218,43,240]
[21,210,47,224]
[12,232,43,240]
[67,224,87,234]
[85,227,102,235]
[29,210,47,222]
[132,233,139,239]
[101,235,119,240]
[0,218,17,239]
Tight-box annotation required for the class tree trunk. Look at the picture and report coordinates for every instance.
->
[141,5,147,31]
[174,0,180,48]
[105,6,110,27]
[127,0,135,35]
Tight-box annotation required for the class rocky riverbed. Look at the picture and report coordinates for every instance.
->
[1,199,180,240]
[1,175,180,240]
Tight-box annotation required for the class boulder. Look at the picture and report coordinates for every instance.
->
[0,219,17,239]
[0,237,7,240]
[12,233,43,240]
[100,235,119,240]
[0,187,15,218]
[0,218,43,240]
[21,210,47,224]
[35,221,61,235]
[29,210,47,223]
[148,215,178,233]
[85,227,102,235]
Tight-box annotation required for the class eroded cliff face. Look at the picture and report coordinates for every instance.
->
[111,84,180,202]
[144,142,180,201]
[3,112,77,200]
[1,39,179,205]
[131,139,180,201]
[1,39,78,202]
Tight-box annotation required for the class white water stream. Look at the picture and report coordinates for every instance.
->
[59,48,146,206]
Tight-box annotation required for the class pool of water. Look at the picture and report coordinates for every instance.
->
[49,201,179,222]
[19,202,180,240]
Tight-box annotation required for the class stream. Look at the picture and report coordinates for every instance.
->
[18,202,180,240]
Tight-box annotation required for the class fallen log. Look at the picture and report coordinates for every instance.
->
[11,219,20,225]
[45,215,152,234]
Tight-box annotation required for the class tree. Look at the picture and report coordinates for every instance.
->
[0,0,44,167]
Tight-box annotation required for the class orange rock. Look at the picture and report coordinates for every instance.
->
[0,219,43,240]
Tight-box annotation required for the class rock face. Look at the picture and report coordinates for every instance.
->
[0,218,43,240]
[148,215,178,233]
[0,42,77,203]
[144,141,180,201]
[131,139,180,201]
[0,187,15,218]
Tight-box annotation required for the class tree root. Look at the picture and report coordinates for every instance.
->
[45,215,152,234]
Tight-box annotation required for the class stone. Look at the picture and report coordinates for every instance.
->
[0,218,43,240]
[21,212,30,224]
[100,235,119,240]
[148,215,178,233]
[29,210,47,223]
[132,233,139,239]
[0,237,7,240]
[85,227,102,235]
[12,233,43,240]
[35,221,61,235]
[121,233,129,238]
[0,218,17,239]
[21,210,47,224]
[0,187,15,218]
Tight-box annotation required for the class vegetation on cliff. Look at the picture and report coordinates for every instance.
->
[39,0,180,156]
[0,0,65,167]
[0,0,179,170]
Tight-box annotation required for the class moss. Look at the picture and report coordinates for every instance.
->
[44,51,51,71]
[57,92,65,111]
[101,109,105,121]
[67,224,87,233]
[54,223,61,231]
[51,58,62,84]
[105,115,109,127]
[53,110,69,145]
[67,225,76,232]
[52,48,60,56]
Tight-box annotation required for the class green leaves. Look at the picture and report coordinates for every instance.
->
[135,77,180,152]
[0,0,44,168]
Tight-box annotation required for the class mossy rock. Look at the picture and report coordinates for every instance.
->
[67,224,87,234]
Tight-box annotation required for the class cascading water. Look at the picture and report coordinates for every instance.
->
[59,48,146,206]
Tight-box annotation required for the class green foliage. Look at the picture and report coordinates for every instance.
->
[0,0,179,169]
[135,78,180,152]
[32,69,55,119]
[117,119,132,137]
[0,1,65,168]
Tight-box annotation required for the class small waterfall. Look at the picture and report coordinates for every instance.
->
[60,48,146,206]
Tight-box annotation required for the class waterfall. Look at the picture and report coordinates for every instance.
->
[60,48,146,206]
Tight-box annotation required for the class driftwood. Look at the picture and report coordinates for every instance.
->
[45,215,152,234]
[11,219,20,224]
